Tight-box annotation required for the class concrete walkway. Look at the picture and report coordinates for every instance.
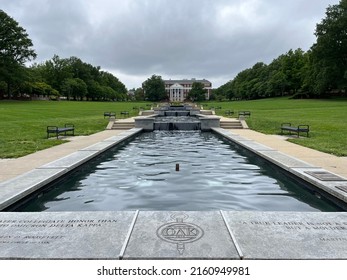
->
[1,117,347,183]
[0,129,128,182]
[219,117,347,179]
[231,128,347,179]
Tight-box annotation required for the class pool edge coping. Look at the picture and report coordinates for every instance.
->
[211,127,347,206]
[1,126,346,210]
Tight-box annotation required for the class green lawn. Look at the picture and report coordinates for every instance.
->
[0,100,149,158]
[206,97,347,156]
[1,98,346,158]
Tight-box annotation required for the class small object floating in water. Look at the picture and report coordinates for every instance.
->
[176,163,180,171]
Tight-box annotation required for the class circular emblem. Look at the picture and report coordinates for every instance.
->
[156,221,204,244]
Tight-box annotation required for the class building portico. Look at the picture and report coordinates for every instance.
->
[169,83,185,102]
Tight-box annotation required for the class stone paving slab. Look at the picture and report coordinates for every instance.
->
[257,150,314,170]
[291,168,347,204]
[222,211,347,259]
[235,140,275,152]
[233,129,347,178]
[38,151,99,170]
[0,168,67,211]
[103,136,125,143]
[0,211,136,259]
[211,128,252,142]
[79,141,119,152]
[123,211,240,259]
[213,128,347,205]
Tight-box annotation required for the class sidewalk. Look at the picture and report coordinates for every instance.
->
[217,115,347,178]
[230,128,347,179]
[0,130,127,182]
[1,121,347,183]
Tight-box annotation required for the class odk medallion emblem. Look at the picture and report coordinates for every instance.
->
[156,213,204,255]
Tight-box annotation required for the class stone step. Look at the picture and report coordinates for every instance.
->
[112,122,135,130]
[220,121,243,129]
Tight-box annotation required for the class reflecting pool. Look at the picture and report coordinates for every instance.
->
[17,131,342,212]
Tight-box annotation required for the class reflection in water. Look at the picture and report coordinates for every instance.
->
[17,131,341,212]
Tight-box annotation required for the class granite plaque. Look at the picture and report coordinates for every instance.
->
[305,171,347,181]
[336,185,347,193]
[222,211,347,259]
[0,211,136,259]
[123,211,240,259]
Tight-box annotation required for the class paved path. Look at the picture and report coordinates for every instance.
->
[1,117,346,183]
[0,130,127,182]
[234,129,347,178]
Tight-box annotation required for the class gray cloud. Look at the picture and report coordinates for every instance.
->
[0,0,340,88]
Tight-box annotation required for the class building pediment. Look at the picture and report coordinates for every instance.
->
[170,83,184,89]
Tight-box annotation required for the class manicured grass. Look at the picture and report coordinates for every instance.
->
[1,98,346,158]
[0,100,149,158]
[205,97,347,156]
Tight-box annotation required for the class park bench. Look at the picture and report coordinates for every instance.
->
[281,123,309,137]
[104,112,116,118]
[238,111,251,117]
[120,111,129,118]
[225,110,234,116]
[47,124,75,139]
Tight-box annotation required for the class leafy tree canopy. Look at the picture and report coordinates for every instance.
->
[188,82,207,101]
[0,10,36,96]
[216,0,347,100]
[0,9,36,65]
[143,74,166,101]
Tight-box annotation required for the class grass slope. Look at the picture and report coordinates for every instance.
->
[207,97,347,156]
[0,98,346,158]
[0,100,147,158]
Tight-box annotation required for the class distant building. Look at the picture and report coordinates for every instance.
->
[164,79,212,102]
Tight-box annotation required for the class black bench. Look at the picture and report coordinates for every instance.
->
[225,110,234,116]
[104,112,116,118]
[120,111,129,117]
[281,123,309,137]
[47,124,75,139]
[238,111,251,117]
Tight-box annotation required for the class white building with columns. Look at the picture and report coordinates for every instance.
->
[164,79,212,102]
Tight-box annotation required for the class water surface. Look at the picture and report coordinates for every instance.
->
[17,131,341,212]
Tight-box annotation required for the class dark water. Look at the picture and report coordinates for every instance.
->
[17,131,341,212]
[154,116,201,130]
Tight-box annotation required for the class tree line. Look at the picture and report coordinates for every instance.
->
[214,0,347,100]
[0,10,127,101]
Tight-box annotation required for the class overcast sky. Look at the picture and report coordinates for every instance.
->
[1,0,340,89]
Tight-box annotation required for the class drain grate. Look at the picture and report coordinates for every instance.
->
[336,186,347,193]
[304,171,347,181]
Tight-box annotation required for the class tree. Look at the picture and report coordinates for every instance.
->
[61,78,87,100]
[142,74,166,101]
[134,87,145,101]
[0,10,36,96]
[188,82,207,101]
[308,0,347,95]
